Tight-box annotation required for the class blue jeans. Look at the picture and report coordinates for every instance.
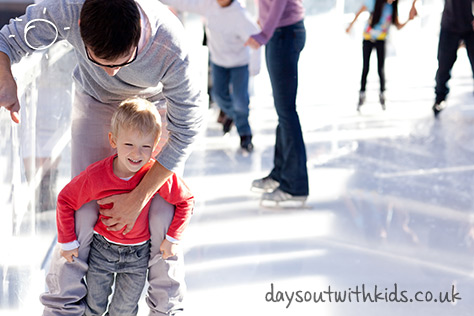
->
[85,234,150,316]
[211,62,252,136]
[266,20,309,196]
[435,28,474,102]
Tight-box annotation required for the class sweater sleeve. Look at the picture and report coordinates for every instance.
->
[157,174,194,240]
[56,170,95,244]
[149,6,207,173]
[252,0,288,45]
[0,0,75,64]
[157,52,206,173]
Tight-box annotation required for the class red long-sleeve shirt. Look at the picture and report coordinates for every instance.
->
[56,155,194,245]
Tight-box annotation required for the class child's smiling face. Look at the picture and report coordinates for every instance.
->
[109,126,157,178]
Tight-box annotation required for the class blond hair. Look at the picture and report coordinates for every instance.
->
[111,97,161,143]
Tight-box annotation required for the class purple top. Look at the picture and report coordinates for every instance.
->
[251,0,304,45]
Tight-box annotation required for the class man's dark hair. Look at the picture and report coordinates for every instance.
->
[80,0,141,60]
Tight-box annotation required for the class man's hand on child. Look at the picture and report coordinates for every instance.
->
[160,239,178,259]
[60,248,78,263]
[98,192,142,235]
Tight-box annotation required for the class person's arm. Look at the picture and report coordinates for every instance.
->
[156,174,194,259]
[250,0,288,45]
[0,52,20,123]
[57,169,95,262]
[395,3,417,30]
[98,161,173,234]
[394,17,411,30]
[410,0,418,20]
[0,0,76,123]
[346,5,367,33]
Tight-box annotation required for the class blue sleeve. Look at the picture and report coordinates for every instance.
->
[364,0,375,12]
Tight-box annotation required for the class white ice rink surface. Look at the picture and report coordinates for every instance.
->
[3,2,474,315]
[173,8,474,316]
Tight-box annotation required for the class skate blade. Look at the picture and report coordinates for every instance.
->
[259,198,308,209]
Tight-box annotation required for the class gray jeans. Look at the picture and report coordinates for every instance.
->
[85,234,150,316]
[40,90,186,316]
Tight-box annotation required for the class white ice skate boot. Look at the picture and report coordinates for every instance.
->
[260,188,307,207]
[251,176,279,193]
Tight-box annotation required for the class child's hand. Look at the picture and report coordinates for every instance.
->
[245,37,261,50]
[60,248,78,263]
[160,239,178,259]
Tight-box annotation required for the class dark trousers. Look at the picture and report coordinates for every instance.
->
[360,40,386,93]
[435,28,474,102]
[266,20,309,196]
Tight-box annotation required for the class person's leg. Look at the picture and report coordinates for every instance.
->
[84,235,115,316]
[266,20,308,197]
[435,28,461,102]
[375,40,386,93]
[210,62,233,120]
[463,30,474,82]
[40,90,117,316]
[375,40,387,109]
[107,240,150,316]
[265,40,282,183]
[361,40,374,92]
[146,195,186,316]
[229,65,251,137]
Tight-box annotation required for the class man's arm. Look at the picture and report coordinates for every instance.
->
[98,161,173,234]
[0,52,20,123]
[410,0,418,20]
[0,0,77,123]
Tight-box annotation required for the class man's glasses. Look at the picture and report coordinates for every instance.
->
[85,46,138,68]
